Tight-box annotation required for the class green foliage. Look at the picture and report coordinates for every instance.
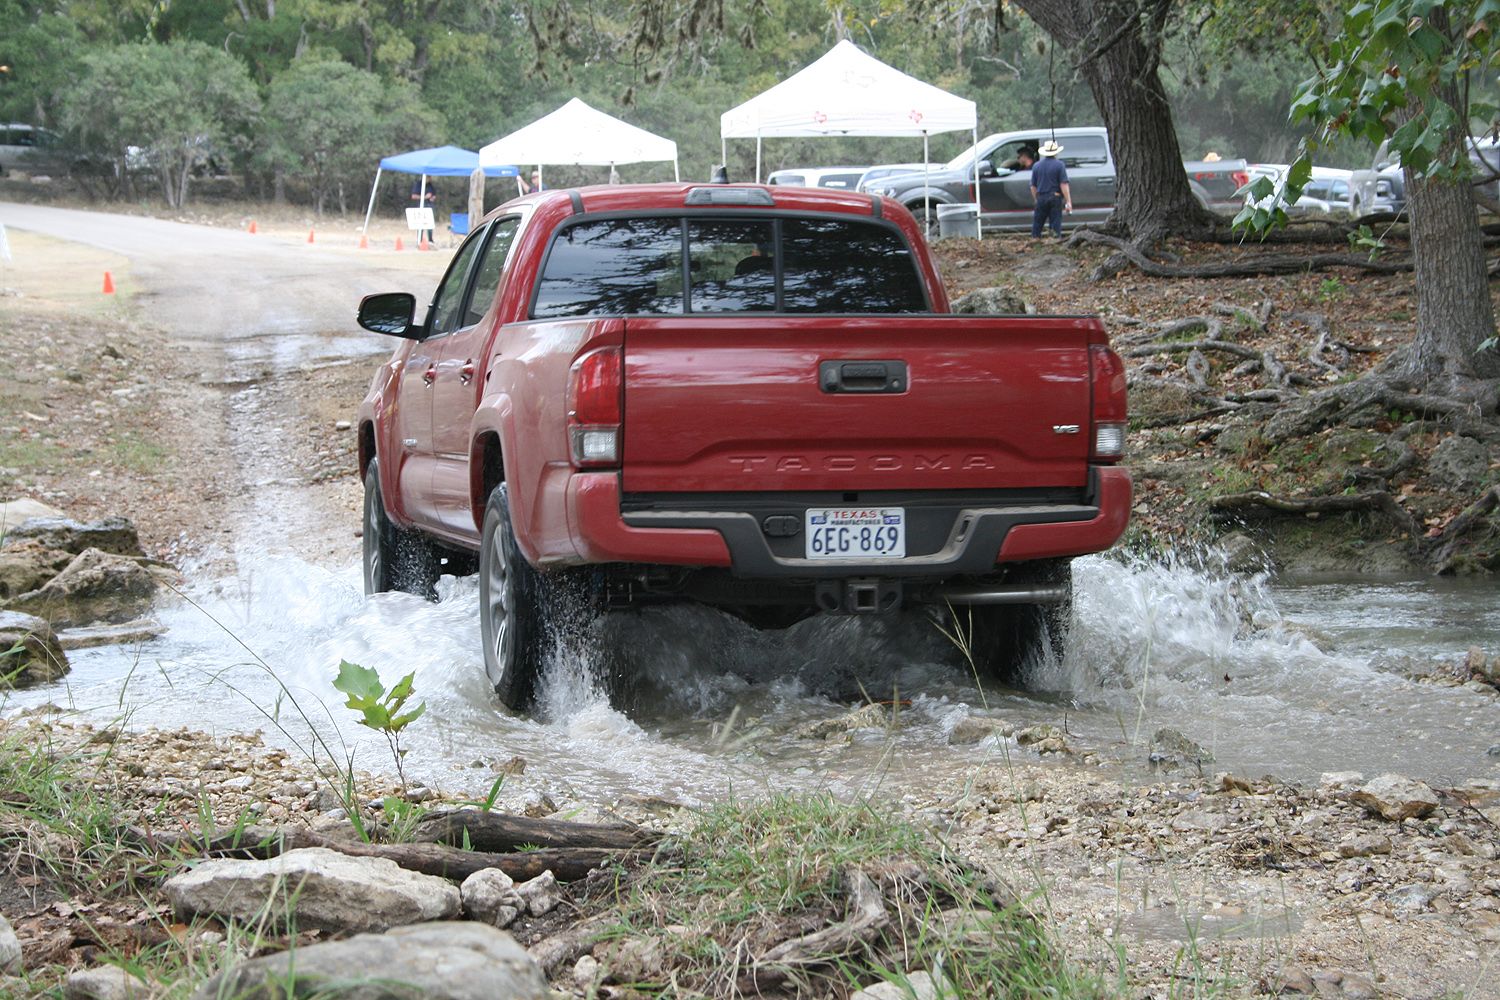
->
[1318,276,1346,302]
[332,659,426,791]
[59,39,260,208]
[260,56,438,214]
[1347,223,1387,259]
[1237,0,1498,234]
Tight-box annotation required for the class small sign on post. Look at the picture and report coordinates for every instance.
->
[404,207,435,232]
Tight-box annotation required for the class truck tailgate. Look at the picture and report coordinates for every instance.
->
[621,314,1095,494]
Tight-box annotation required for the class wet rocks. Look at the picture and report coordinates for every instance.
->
[7,548,159,628]
[1349,774,1439,822]
[0,541,75,600]
[0,912,20,973]
[796,703,892,740]
[0,516,143,558]
[55,619,166,650]
[1015,724,1072,754]
[947,715,1013,745]
[63,966,150,1000]
[1151,727,1214,766]
[1214,531,1266,574]
[0,610,69,686]
[193,922,547,1000]
[460,868,521,928]
[164,847,461,933]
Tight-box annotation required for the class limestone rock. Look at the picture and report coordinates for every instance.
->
[514,870,561,917]
[0,610,69,686]
[192,921,546,1000]
[164,847,460,933]
[1214,531,1266,574]
[0,541,74,601]
[948,715,1013,745]
[0,498,64,528]
[796,703,892,740]
[56,619,166,650]
[1349,774,1439,821]
[1337,833,1392,858]
[63,966,150,1000]
[0,516,143,558]
[1427,434,1491,489]
[951,287,1032,315]
[460,868,521,927]
[852,971,947,1000]
[1386,882,1441,914]
[1274,966,1316,994]
[1015,724,1072,754]
[8,548,158,628]
[0,913,20,973]
[1152,727,1214,764]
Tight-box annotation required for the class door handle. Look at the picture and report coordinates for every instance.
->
[819,359,907,394]
[422,366,436,385]
[459,360,476,385]
[1097,177,1115,185]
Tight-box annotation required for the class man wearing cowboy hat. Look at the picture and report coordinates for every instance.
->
[1030,139,1072,237]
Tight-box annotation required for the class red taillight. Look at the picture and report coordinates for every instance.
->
[1089,343,1127,462]
[1231,170,1250,189]
[567,347,622,468]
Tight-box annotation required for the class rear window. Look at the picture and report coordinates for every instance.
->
[533,215,926,318]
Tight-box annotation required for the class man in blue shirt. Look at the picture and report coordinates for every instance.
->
[1029,140,1072,237]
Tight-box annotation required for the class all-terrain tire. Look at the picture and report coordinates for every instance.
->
[480,482,582,711]
[362,459,440,598]
[964,558,1074,678]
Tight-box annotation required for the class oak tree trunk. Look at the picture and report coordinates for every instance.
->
[1015,0,1221,242]
[1397,79,1500,383]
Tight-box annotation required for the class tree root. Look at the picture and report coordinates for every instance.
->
[750,867,889,988]
[1430,485,1500,570]
[1209,490,1422,537]
[1068,228,1414,279]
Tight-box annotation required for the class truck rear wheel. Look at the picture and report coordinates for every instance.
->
[963,559,1073,677]
[363,459,440,599]
[479,482,554,711]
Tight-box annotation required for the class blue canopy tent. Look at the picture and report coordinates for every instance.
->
[362,145,519,235]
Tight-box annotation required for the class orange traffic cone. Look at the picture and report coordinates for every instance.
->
[418,234,430,251]
[247,219,258,234]
[102,271,115,294]
[358,232,369,249]
[306,229,316,244]
[395,236,404,251]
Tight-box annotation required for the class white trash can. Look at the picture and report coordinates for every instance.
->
[936,203,980,239]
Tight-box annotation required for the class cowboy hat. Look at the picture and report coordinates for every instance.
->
[1038,140,1064,157]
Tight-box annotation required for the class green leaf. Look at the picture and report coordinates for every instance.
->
[333,660,385,704]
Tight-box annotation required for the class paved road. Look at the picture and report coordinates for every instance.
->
[0,202,440,354]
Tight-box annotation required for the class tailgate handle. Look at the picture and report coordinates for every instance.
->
[820,360,907,394]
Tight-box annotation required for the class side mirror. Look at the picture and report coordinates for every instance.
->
[977,159,998,179]
[1375,161,1391,171]
[357,292,421,339]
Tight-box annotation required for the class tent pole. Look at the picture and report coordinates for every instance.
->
[720,136,726,175]
[537,164,543,190]
[923,132,930,240]
[419,173,429,243]
[755,133,762,184]
[674,157,680,182]
[973,124,982,241]
[361,166,382,235]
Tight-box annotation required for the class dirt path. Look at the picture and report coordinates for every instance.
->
[1,201,450,566]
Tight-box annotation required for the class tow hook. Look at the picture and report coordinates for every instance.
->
[815,578,902,614]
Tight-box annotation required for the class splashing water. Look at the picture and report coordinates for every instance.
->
[6,547,1496,801]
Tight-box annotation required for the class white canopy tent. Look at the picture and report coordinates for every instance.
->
[720,40,979,234]
[478,97,680,187]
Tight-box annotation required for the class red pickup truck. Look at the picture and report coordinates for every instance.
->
[356,183,1131,709]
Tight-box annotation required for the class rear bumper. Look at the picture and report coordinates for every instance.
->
[567,466,1131,577]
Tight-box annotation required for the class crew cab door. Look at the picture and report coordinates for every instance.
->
[977,136,1048,225]
[400,226,487,531]
[430,217,521,538]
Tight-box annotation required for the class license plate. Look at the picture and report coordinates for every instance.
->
[805,508,906,559]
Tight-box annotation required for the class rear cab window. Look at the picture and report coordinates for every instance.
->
[531,214,927,318]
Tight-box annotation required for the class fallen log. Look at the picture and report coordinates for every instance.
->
[123,824,631,882]
[409,806,659,852]
[749,868,889,989]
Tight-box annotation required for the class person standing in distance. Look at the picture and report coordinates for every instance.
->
[1030,140,1072,238]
